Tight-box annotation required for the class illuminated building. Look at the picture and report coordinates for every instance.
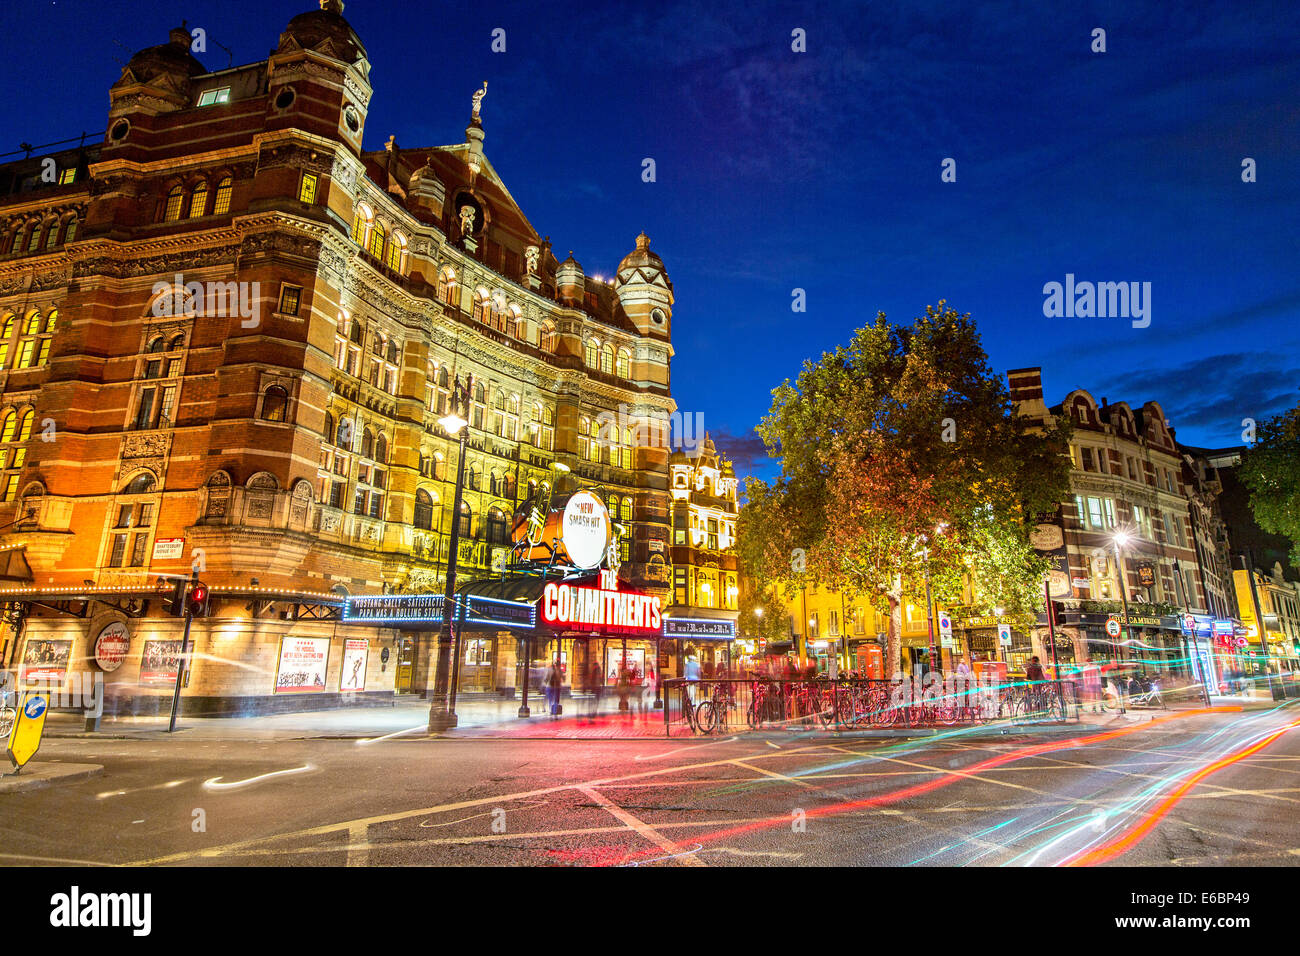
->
[0,1,679,715]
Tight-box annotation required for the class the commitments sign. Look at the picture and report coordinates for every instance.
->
[662,618,736,639]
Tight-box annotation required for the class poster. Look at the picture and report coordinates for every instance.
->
[93,622,131,672]
[340,639,368,692]
[275,636,330,693]
[605,647,645,684]
[19,638,72,685]
[140,640,184,684]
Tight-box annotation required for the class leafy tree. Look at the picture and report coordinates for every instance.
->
[737,302,1072,675]
[1239,400,1300,568]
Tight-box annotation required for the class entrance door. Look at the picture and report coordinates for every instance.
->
[459,637,496,692]
[395,638,416,694]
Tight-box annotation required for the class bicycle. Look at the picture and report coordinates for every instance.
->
[681,682,722,735]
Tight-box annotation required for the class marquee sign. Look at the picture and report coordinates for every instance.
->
[541,570,662,633]
[662,618,736,639]
[344,594,446,624]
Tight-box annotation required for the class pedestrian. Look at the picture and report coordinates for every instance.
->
[616,663,632,717]
[684,651,701,706]
[544,657,562,718]
[1025,656,1045,683]
[642,664,656,713]
[587,659,604,721]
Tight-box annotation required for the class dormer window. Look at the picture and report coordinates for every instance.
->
[197,87,231,107]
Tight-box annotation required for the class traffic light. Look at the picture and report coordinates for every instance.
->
[159,578,185,617]
[187,582,210,618]
[1050,601,1066,626]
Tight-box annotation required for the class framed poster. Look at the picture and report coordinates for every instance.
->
[340,639,368,692]
[93,622,131,672]
[19,638,72,685]
[140,640,187,685]
[275,636,330,693]
[604,647,645,683]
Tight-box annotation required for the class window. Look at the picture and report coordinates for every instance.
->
[61,217,77,244]
[600,344,614,375]
[188,181,208,218]
[278,285,301,317]
[261,385,289,422]
[585,339,599,369]
[414,489,436,531]
[621,497,633,522]
[1081,447,1094,472]
[26,223,42,252]
[486,508,509,546]
[197,87,231,107]
[212,177,233,216]
[1088,497,1103,529]
[163,186,183,221]
[108,533,128,567]
[129,533,149,567]
[58,168,76,185]
[298,173,318,204]
[616,349,630,378]
[122,473,157,495]
[351,204,372,245]
[385,233,405,272]
[367,222,386,260]
[458,502,472,538]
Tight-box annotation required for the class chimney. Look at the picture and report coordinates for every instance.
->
[1006,367,1043,404]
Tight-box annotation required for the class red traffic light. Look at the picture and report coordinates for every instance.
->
[191,584,208,602]
[187,582,211,616]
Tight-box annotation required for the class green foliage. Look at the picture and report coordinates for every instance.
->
[737,301,1072,634]
[1239,400,1300,569]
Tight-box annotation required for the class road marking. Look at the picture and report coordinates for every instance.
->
[731,759,816,789]
[347,823,369,867]
[580,786,706,866]
[634,736,740,761]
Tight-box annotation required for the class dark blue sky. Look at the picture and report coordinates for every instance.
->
[6,1,1297,480]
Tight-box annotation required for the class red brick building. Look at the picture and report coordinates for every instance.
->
[0,1,678,715]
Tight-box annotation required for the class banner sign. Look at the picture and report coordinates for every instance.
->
[340,639,368,692]
[462,595,535,630]
[344,594,445,624]
[663,618,736,639]
[541,569,661,633]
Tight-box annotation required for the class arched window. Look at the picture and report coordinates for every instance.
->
[433,452,446,480]
[212,176,233,216]
[621,497,633,522]
[375,433,388,463]
[122,472,157,494]
[622,427,634,469]
[15,410,33,442]
[616,349,631,378]
[600,344,615,375]
[414,489,436,531]
[385,233,406,272]
[188,181,208,218]
[163,185,184,221]
[361,427,375,459]
[169,333,184,350]
[539,321,556,352]
[335,417,352,448]
[323,412,334,440]
[26,223,42,252]
[458,501,473,537]
[527,478,538,499]
[0,409,16,443]
[473,289,491,324]
[507,306,521,339]
[487,508,509,545]
[60,216,78,244]
[585,338,599,368]
[43,221,58,250]
[437,265,458,306]
[261,385,289,422]
[467,465,479,491]
[23,311,41,335]
[367,221,386,259]
[504,473,517,498]
[350,203,373,245]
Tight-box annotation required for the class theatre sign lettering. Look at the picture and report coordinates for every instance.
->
[542,570,663,633]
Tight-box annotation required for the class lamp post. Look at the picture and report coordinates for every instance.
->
[428,378,473,733]
[1112,531,1132,667]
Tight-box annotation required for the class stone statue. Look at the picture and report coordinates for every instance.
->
[525,245,539,276]
[471,81,488,118]
[459,204,476,236]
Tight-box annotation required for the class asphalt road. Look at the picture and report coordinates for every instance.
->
[5,704,1300,867]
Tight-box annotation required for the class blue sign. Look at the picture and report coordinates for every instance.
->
[24,695,47,719]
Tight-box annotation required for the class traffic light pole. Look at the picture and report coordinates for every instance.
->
[167,569,198,733]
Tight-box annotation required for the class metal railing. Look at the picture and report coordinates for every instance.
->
[662,676,1081,736]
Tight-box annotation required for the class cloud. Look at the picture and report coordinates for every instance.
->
[708,426,772,476]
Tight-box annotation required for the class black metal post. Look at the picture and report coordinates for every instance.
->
[428,427,469,732]
[653,636,662,708]
[167,569,198,733]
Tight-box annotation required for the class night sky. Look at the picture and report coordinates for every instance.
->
[6,1,1297,482]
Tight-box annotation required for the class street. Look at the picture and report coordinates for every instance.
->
[4,703,1300,867]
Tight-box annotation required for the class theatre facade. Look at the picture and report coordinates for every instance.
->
[0,1,715,717]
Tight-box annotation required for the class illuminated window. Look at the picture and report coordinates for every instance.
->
[61,217,77,244]
[212,177,233,216]
[351,205,372,245]
[188,182,208,218]
[616,349,630,378]
[26,224,42,251]
[58,168,76,185]
[163,186,183,221]
[261,386,289,422]
[600,344,614,375]
[385,233,405,272]
[585,339,599,368]
[197,87,231,107]
[278,285,301,317]
[367,222,386,259]
[298,173,318,204]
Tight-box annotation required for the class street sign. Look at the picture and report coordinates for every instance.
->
[7,690,50,770]
[938,614,952,639]
[1184,614,1196,632]
[997,623,1012,646]
[1105,618,1121,638]
[1235,636,1248,648]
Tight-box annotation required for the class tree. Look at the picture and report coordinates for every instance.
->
[737,302,1072,675]
[1239,399,1300,568]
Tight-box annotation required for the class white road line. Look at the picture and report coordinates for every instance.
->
[347,823,369,867]
[579,786,706,866]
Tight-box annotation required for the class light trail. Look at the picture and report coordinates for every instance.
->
[202,764,315,791]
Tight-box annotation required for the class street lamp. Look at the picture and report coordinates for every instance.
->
[1111,530,1132,666]
[428,378,473,732]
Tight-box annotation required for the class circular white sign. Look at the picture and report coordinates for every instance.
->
[1106,619,1121,637]
[93,621,131,672]
[561,491,610,570]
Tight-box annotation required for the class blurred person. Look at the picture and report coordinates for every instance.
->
[1025,656,1045,683]
[587,659,604,721]
[684,651,701,706]
[544,657,562,718]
